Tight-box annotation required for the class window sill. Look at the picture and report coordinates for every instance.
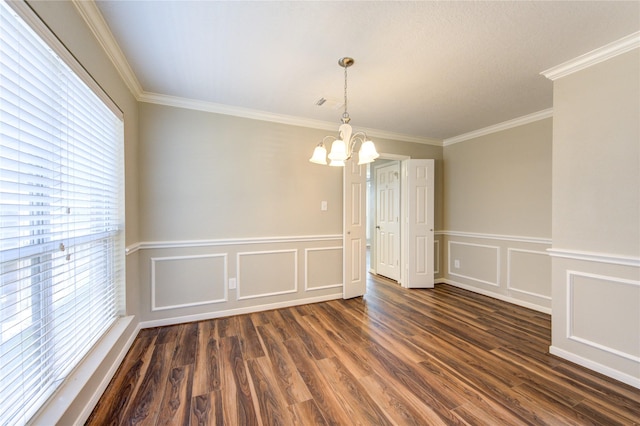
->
[29,315,138,425]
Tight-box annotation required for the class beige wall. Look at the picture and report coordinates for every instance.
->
[136,102,443,323]
[25,1,141,423]
[440,119,553,311]
[550,48,640,387]
[443,118,552,237]
[138,102,443,241]
[552,51,640,257]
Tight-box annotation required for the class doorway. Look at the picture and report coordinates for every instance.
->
[343,156,434,298]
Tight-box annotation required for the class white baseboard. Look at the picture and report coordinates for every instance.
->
[436,278,551,314]
[549,346,640,390]
[139,293,342,329]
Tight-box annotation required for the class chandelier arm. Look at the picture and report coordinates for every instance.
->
[321,135,336,147]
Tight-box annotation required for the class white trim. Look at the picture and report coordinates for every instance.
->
[237,249,298,300]
[75,319,140,424]
[506,248,552,301]
[139,293,341,329]
[304,247,343,291]
[434,239,440,275]
[71,2,442,146]
[438,279,551,314]
[125,242,141,255]
[566,270,640,363]
[126,234,342,254]
[30,316,138,425]
[441,230,551,245]
[549,346,640,389]
[548,248,640,267]
[541,31,640,81]
[443,109,553,146]
[151,254,228,311]
[447,241,501,287]
[139,92,442,146]
[71,0,143,98]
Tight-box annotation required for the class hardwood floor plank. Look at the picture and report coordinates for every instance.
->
[451,401,529,426]
[359,373,449,426]
[88,278,640,425]
[192,322,220,396]
[238,314,266,359]
[316,357,393,425]
[190,390,223,426]
[283,338,353,426]
[85,332,157,425]
[219,335,260,426]
[278,307,332,360]
[300,313,373,379]
[171,322,198,367]
[247,356,293,425]
[157,364,193,426]
[357,339,471,423]
[256,323,312,404]
[121,342,175,425]
[288,399,328,426]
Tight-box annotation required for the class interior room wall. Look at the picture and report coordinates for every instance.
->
[441,118,553,312]
[548,48,640,388]
[25,1,141,423]
[136,102,442,324]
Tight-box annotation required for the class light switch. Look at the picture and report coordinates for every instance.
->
[229,278,237,289]
[321,201,328,211]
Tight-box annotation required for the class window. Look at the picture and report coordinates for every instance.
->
[0,1,124,424]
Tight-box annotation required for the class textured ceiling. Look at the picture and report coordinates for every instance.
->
[93,1,640,141]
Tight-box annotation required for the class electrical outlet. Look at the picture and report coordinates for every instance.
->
[321,201,328,211]
[454,259,460,269]
[229,278,237,289]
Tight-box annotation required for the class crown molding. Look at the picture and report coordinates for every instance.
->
[139,91,443,146]
[443,108,553,146]
[72,0,441,146]
[72,0,143,98]
[541,31,640,81]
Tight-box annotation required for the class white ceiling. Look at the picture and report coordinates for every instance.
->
[92,1,640,142]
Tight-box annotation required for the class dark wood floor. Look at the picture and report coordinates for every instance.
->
[87,275,640,425]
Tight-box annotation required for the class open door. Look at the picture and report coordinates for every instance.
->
[374,161,401,281]
[343,155,367,299]
[402,159,435,288]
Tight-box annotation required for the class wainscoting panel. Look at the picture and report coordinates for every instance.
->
[136,236,344,324]
[507,248,551,301]
[439,232,552,313]
[434,239,440,275]
[305,247,343,291]
[567,270,640,362]
[448,241,500,287]
[237,249,297,300]
[152,254,227,311]
[550,254,640,388]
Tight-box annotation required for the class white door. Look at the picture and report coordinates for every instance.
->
[402,159,435,288]
[375,162,400,281]
[343,155,367,299]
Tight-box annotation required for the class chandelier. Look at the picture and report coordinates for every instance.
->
[309,57,379,166]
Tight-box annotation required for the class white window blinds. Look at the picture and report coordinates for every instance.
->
[0,1,124,424]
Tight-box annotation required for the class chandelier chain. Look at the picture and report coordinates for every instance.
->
[343,64,349,120]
